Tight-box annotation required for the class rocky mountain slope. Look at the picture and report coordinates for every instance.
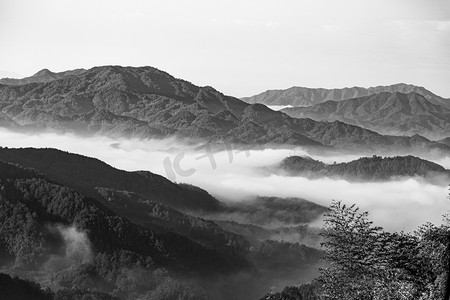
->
[242,83,450,108]
[0,66,449,157]
[281,92,450,140]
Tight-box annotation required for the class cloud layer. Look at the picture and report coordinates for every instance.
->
[0,128,448,232]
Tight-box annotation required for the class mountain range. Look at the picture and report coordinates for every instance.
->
[0,68,87,86]
[0,150,249,273]
[1,66,449,299]
[0,147,222,213]
[0,66,450,158]
[275,155,450,183]
[241,83,450,108]
[281,92,450,140]
[0,146,325,299]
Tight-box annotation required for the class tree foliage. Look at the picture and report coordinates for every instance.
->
[318,200,449,300]
[259,284,319,300]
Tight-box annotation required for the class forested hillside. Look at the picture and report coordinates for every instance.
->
[0,147,327,299]
[0,147,222,213]
[277,155,450,183]
[258,201,450,299]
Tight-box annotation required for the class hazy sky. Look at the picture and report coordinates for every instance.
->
[1,0,449,97]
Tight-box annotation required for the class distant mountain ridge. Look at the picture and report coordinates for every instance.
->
[281,92,450,140]
[0,66,449,157]
[242,83,450,108]
[0,65,320,146]
[275,155,450,183]
[0,68,86,85]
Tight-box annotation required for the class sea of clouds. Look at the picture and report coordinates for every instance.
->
[1,128,449,232]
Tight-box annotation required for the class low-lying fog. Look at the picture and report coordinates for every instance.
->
[266,105,294,111]
[1,128,449,232]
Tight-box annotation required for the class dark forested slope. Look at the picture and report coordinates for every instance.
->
[0,147,254,259]
[0,159,249,274]
[0,147,221,213]
[0,148,327,299]
[276,155,450,182]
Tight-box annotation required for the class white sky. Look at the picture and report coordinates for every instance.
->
[0,0,449,97]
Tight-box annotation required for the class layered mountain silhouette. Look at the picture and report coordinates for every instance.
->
[0,66,449,156]
[0,147,222,213]
[0,146,325,299]
[275,155,450,183]
[242,83,450,108]
[0,158,249,274]
[281,92,450,140]
[0,146,326,227]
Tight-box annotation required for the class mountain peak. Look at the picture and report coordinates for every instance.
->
[33,68,55,77]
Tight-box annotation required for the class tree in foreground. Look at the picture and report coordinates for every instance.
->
[317,200,449,300]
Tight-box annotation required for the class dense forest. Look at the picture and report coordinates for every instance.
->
[259,200,450,300]
[277,155,450,184]
[0,156,448,299]
[0,147,224,213]
[0,147,448,299]
[0,148,325,300]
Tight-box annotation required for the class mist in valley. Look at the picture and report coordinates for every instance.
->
[0,128,449,299]
[0,128,448,232]
[43,225,93,273]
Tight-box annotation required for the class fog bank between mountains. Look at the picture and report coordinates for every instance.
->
[0,128,448,231]
[44,225,92,272]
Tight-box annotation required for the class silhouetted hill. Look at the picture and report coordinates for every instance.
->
[0,147,257,268]
[0,66,449,156]
[0,147,222,213]
[0,159,250,276]
[276,155,450,183]
[242,83,450,108]
[282,92,450,140]
[0,148,326,299]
